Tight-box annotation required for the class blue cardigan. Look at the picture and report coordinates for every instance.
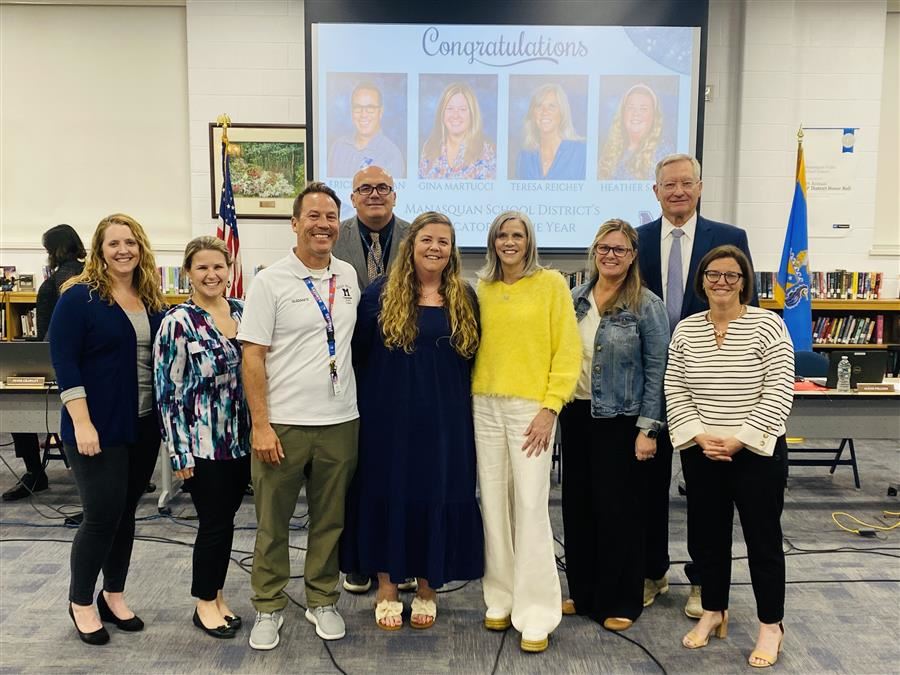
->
[49,283,165,447]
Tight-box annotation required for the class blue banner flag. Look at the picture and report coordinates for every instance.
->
[775,141,812,351]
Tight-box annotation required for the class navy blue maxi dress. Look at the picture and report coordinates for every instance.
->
[340,277,484,587]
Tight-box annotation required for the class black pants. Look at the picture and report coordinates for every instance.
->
[65,415,160,605]
[642,427,672,580]
[189,455,251,600]
[560,402,646,623]
[681,438,787,624]
[11,433,43,474]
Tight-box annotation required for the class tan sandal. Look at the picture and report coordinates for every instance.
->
[749,623,784,668]
[374,598,403,631]
[682,610,728,649]
[409,595,437,629]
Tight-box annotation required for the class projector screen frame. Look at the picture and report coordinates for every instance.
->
[304,0,710,254]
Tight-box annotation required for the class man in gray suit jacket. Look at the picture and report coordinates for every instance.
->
[333,165,413,595]
[332,165,410,292]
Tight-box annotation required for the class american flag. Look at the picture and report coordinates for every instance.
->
[217,139,243,298]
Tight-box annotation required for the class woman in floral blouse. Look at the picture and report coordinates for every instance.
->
[154,236,250,640]
[419,81,497,180]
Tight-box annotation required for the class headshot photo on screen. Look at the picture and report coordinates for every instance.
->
[326,73,407,179]
[597,76,678,181]
[418,76,498,180]
[509,76,588,181]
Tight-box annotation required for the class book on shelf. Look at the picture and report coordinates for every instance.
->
[18,308,37,338]
[756,270,885,300]
[157,266,191,294]
[561,269,588,289]
[811,314,885,345]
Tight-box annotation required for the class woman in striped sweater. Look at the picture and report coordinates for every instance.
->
[664,245,794,668]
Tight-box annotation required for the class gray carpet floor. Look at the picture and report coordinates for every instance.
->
[1,435,898,674]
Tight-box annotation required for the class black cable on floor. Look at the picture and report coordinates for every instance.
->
[602,626,668,675]
[488,627,508,675]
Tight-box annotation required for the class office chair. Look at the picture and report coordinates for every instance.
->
[789,350,860,488]
[795,350,829,377]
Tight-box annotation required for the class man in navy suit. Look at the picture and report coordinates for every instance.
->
[637,153,757,619]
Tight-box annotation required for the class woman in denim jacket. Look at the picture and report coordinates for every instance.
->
[559,218,669,631]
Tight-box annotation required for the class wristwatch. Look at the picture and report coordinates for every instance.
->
[643,428,659,439]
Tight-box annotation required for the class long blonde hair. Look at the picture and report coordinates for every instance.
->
[61,213,165,312]
[598,83,663,180]
[587,219,644,313]
[421,82,490,167]
[521,83,581,151]
[379,211,479,358]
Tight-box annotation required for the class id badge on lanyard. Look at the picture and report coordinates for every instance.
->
[302,275,342,396]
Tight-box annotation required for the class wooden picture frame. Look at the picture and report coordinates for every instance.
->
[209,123,307,219]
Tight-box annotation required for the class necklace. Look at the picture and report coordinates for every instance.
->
[708,305,746,338]
[419,286,441,299]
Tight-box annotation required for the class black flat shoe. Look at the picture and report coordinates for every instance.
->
[2,471,49,501]
[193,608,236,639]
[69,605,110,645]
[97,592,144,632]
[224,614,242,630]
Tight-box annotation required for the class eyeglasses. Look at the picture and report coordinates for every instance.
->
[595,244,633,258]
[352,105,380,115]
[354,183,394,196]
[660,180,697,192]
[703,270,743,284]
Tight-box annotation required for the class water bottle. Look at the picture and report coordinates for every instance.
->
[836,355,852,392]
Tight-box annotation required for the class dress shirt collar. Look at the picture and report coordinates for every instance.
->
[662,213,698,241]
[357,215,394,244]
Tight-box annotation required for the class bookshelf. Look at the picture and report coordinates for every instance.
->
[1,292,189,342]
[760,299,900,350]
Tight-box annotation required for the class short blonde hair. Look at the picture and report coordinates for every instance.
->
[478,211,544,282]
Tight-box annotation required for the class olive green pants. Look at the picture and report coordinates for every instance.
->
[250,420,358,612]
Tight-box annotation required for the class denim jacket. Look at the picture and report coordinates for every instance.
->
[571,283,669,431]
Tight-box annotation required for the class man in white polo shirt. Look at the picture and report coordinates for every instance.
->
[239,182,360,649]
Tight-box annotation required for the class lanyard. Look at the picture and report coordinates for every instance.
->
[302,275,342,396]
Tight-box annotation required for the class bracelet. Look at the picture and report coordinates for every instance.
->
[543,407,558,417]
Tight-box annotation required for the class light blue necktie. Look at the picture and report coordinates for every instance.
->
[666,229,685,331]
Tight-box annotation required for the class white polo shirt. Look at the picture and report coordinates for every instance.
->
[238,250,359,426]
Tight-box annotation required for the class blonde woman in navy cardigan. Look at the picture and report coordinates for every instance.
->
[50,214,166,646]
[154,236,250,639]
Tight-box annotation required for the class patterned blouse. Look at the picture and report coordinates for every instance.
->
[154,298,250,470]
[418,140,497,180]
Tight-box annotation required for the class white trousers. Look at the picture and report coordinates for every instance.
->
[473,395,561,638]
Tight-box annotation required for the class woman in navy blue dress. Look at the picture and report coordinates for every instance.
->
[342,211,484,631]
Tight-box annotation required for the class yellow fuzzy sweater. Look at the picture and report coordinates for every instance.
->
[472,269,581,412]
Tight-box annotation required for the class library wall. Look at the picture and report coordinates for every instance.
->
[182,0,899,294]
[0,0,897,297]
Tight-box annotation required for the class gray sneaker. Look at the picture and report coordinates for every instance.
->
[305,605,345,640]
[248,611,283,650]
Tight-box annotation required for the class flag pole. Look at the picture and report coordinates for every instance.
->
[216,113,244,298]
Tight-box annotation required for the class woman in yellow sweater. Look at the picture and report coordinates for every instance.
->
[472,210,581,654]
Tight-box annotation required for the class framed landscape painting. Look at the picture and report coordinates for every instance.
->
[209,123,306,219]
